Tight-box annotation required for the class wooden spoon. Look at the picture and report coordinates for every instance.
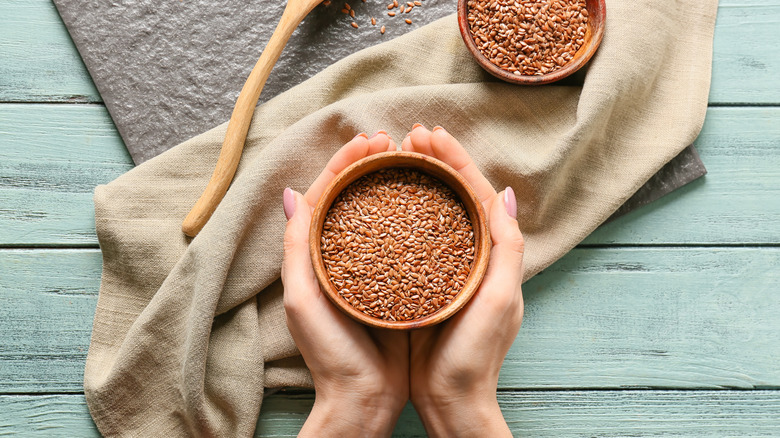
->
[182,0,324,237]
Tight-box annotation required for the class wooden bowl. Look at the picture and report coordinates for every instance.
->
[457,0,606,85]
[309,151,491,330]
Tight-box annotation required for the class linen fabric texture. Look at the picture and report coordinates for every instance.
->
[85,2,719,436]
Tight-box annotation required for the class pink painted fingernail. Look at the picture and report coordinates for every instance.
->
[354,132,368,139]
[283,188,296,221]
[504,187,517,218]
[412,123,424,130]
[432,126,445,132]
[369,130,387,139]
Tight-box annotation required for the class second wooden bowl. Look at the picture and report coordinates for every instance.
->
[457,0,606,85]
[309,151,491,330]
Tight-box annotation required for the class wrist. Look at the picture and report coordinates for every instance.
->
[413,391,510,438]
[300,388,405,437]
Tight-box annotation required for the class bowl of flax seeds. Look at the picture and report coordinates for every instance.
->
[457,0,606,85]
[309,151,491,330]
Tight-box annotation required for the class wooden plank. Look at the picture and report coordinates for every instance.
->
[710,1,780,104]
[0,104,133,246]
[0,1,779,104]
[584,106,780,245]
[2,391,780,437]
[510,247,780,389]
[0,0,100,102]
[2,247,777,393]
[1,105,777,246]
[0,249,100,393]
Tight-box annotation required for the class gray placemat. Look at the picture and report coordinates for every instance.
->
[52,0,706,216]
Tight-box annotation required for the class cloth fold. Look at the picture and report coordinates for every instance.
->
[85,2,718,436]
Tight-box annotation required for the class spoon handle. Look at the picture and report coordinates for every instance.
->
[182,2,318,237]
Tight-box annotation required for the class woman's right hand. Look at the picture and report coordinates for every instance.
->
[402,125,526,437]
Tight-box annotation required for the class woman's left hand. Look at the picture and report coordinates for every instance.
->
[281,131,408,437]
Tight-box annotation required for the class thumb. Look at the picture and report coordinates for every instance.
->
[281,188,318,298]
[485,187,525,289]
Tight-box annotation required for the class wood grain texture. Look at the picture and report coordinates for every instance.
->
[2,391,780,437]
[1,0,779,104]
[0,0,99,103]
[0,104,133,245]
[2,247,777,393]
[709,1,780,104]
[584,106,780,245]
[0,249,100,392]
[181,0,324,237]
[1,106,777,246]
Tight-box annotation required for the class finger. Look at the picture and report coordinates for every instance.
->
[470,187,524,323]
[429,127,497,205]
[401,133,414,151]
[448,188,524,332]
[304,133,371,205]
[408,124,435,156]
[485,187,524,285]
[367,131,392,155]
[387,137,398,152]
[281,189,320,304]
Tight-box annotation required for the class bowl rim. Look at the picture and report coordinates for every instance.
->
[456,0,606,85]
[308,151,491,330]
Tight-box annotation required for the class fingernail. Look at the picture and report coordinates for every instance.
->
[369,130,387,139]
[412,123,424,130]
[283,188,296,221]
[504,187,517,218]
[432,126,445,132]
[354,132,368,140]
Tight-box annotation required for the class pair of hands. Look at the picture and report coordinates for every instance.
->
[281,125,525,437]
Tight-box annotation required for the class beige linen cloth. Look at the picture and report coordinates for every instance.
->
[85,1,718,435]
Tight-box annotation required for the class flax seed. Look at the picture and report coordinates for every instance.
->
[371,17,377,25]
[388,11,396,16]
[381,25,386,33]
[351,21,359,28]
[321,168,475,322]
[405,18,412,24]
[467,0,588,76]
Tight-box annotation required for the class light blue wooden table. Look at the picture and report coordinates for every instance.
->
[1,0,779,436]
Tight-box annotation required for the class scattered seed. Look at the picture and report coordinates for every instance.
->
[371,17,377,25]
[414,0,421,4]
[351,21,359,28]
[393,0,398,7]
[381,25,386,34]
[323,0,331,5]
[350,9,355,17]
[387,2,394,8]
[321,168,475,322]
[344,2,351,9]
[341,8,349,13]
[405,18,412,24]
[388,11,396,16]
